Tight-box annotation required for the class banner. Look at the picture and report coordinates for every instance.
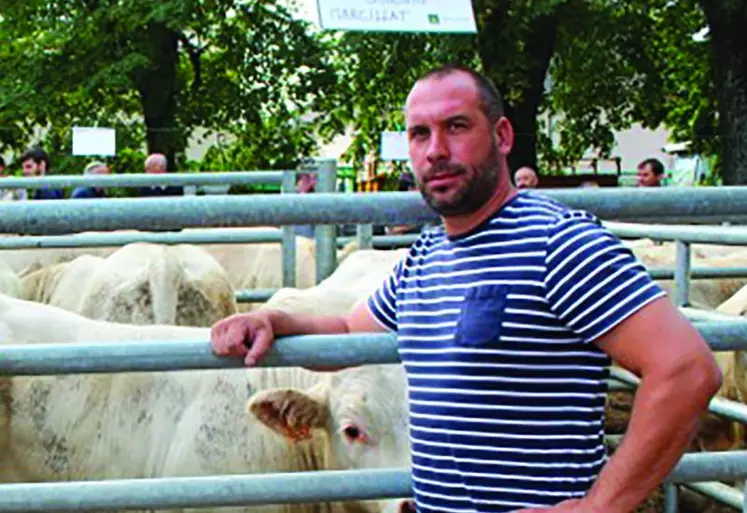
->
[316,0,477,33]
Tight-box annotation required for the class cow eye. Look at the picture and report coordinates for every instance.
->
[342,424,365,442]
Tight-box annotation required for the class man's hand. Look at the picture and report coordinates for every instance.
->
[211,311,276,367]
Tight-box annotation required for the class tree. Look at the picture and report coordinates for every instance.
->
[0,0,335,171]
[544,0,718,173]
[698,0,747,185]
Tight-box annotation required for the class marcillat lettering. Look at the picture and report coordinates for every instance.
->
[330,8,409,23]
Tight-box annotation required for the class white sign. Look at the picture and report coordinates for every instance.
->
[316,0,477,33]
[380,131,410,161]
[72,127,116,156]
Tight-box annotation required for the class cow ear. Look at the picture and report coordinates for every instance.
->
[247,383,330,443]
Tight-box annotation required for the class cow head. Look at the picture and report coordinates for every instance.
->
[247,364,412,512]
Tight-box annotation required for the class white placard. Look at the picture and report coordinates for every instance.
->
[380,131,409,161]
[316,0,477,33]
[72,127,116,156]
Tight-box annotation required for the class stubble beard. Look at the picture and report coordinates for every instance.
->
[417,141,501,217]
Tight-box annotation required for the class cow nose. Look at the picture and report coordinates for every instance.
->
[398,500,416,513]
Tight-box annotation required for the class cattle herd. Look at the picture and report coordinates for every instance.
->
[0,229,746,513]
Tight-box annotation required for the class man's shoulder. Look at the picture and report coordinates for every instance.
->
[516,191,602,233]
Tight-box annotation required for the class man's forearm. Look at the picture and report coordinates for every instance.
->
[584,369,718,512]
[266,308,350,337]
[264,309,351,371]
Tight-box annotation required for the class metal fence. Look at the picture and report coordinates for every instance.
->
[4,181,747,510]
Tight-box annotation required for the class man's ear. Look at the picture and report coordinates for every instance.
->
[495,117,514,156]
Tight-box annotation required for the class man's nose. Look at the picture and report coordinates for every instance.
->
[426,131,450,163]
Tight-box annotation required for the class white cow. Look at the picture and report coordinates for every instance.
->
[19,242,238,327]
[0,259,20,298]
[0,270,410,513]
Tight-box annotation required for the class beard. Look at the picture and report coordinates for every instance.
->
[416,140,501,217]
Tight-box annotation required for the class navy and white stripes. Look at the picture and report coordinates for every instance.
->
[367,191,667,512]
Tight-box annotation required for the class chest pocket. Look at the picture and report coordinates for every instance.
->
[454,284,509,347]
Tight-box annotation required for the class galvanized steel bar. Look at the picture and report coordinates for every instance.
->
[234,288,277,303]
[668,451,747,483]
[0,468,413,512]
[681,307,747,324]
[0,453,744,512]
[5,187,747,235]
[0,171,287,189]
[683,482,743,510]
[356,224,374,250]
[281,170,297,288]
[648,266,747,280]
[605,220,747,245]
[611,366,747,425]
[663,482,678,513]
[0,333,401,376]
[0,228,283,249]
[337,234,421,249]
[315,160,338,284]
[674,240,692,307]
[2,321,747,377]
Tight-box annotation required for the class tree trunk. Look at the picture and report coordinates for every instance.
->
[132,22,181,171]
[476,4,560,175]
[699,1,747,185]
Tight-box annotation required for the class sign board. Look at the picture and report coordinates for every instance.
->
[316,0,477,33]
[380,131,409,161]
[72,127,116,156]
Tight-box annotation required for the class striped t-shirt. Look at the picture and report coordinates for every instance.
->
[366,191,667,513]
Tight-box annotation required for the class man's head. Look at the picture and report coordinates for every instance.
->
[144,153,167,174]
[0,156,5,174]
[636,158,665,187]
[397,171,416,192]
[405,64,514,217]
[84,161,110,176]
[20,147,50,177]
[514,166,539,189]
[296,172,317,193]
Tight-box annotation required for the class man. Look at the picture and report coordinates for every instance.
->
[20,147,63,200]
[514,165,539,189]
[71,161,109,199]
[385,171,426,236]
[211,66,721,512]
[138,153,183,197]
[294,171,318,239]
[636,158,665,187]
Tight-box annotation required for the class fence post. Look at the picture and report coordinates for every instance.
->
[674,240,691,307]
[281,170,297,288]
[315,159,338,284]
[664,482,678,513]
[356,224,374,250]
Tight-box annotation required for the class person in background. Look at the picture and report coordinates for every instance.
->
[20,147,63,200]
[71,161,110,199]
[294,171,318,239]
[636,158,665,187]
[138,153,183,197]
[514,165,539,189]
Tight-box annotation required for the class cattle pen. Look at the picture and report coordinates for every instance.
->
[3,172,747,511]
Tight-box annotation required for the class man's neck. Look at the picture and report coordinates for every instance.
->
[442,184,518,238]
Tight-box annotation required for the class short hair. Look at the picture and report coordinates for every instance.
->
[417,64,505,123]
[145,153,167,170]
[84,161,107,175]
[638,158,664,176]
[0,156,5,168]
[20,147,50,171]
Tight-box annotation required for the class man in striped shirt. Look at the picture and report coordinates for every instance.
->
[211,65,722,512]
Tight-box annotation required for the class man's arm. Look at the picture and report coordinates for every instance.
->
[581,297,722,512]
[211,300,387,369]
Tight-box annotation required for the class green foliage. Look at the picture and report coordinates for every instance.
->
[0,0,335,173]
